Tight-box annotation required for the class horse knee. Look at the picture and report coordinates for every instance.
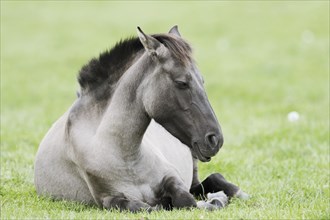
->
[157,176,197,209]
[172,191,197,209]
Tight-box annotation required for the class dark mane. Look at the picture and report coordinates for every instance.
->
[77,34,192,99]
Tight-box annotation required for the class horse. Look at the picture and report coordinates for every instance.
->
[34,26,248,212]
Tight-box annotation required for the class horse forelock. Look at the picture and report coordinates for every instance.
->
[77,34,193,99]
[153,34,193,66]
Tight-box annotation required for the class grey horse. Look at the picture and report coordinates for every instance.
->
[34,26,248,212]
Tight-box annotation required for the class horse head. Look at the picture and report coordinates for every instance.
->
[137,26,223,162]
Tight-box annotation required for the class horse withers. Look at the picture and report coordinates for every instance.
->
[34,26,248,212]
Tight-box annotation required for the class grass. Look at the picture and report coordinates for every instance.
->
[1,1,329,219]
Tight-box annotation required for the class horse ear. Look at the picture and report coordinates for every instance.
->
[169,25,181,37]
[137,26,161,56]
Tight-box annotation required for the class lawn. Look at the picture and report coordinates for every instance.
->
[1,1,329,219]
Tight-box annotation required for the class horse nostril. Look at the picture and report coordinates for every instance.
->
[206,134,219,149]
[211,135,218,146]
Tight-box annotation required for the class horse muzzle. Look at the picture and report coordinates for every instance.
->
[192,133,223,162]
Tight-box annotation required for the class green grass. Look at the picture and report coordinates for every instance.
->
[1,1,329,219]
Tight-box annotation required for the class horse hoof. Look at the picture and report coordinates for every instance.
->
[235,189,250,200]
[208,198,226,208]
[197,201,216,210]
[207,191,228,207]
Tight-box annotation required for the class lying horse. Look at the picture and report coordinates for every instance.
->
[34,26,248,211]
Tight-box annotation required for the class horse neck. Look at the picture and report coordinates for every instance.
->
[95,54,153,158]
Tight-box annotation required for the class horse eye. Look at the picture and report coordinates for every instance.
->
[175,80,189,89]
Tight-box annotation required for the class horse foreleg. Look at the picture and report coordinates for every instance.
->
[190,173,249,200]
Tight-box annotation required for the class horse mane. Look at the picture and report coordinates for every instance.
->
[77,34,192,99]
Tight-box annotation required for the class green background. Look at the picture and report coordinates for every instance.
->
[1,1,329,219]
